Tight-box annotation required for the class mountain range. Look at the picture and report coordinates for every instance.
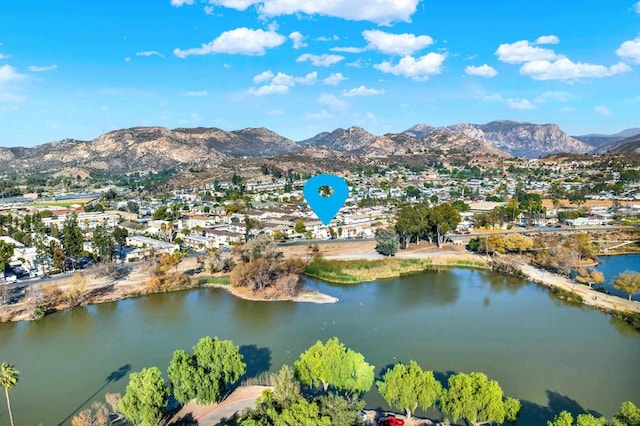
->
[0,121,638,175]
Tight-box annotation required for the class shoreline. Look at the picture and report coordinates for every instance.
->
[2,246,638,324]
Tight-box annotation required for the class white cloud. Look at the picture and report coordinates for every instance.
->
[296,53,344,67]
[28,64,58,72]
[316,35,339,42]
[201,0,420,24]
[0,93,26,103]
[136,50,165,58]
[171,0,195,5]
[249,71,317,96]
[495,40,558,64]
[635,1,640,14]
[0,65,26,104]
[0,65,24,84]
[595,105,612,116]
[330,46,368,53]
[323,72,347,85]
[174,28,285,57]
[536,35,560,45]
[204,5,215,14]
[362,29,433,55]
[507,98,537,110]
[0,53,10,60]
[182,91,209,96]
[374,53,446,81]
[520,58,631,80]
[464,64,497,78]
[306,109,334,120]
[289,31,307,49]
[616,35,640,64]
[272,71,317,86]
[253,70,274,83]
[250,84,290,96]
[341,85,385,96]
[533,91,573,103]
[346,59,362,68]
[317,93,348,110]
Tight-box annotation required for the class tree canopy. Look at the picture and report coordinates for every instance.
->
[377,360,442,419]
[612,272,640,301]
[394,202,461,248]
[439,372,520,426]
[375,227,398,256]
[294,337,374,395]
[118,367,168,426]
[168,336,246,405]
[0,241,15,272]
[62,212,84,265]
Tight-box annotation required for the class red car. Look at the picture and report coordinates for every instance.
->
[378,415,405,426]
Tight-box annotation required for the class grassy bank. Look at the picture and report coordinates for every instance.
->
[305,256,487,284]
[197,276,231,286]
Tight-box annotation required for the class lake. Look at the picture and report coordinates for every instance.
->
[596,254,640,300]
[0,266,638,425]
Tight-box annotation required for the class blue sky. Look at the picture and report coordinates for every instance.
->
[1,1,639,146]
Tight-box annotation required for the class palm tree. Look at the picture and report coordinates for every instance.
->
[1,362,19,426]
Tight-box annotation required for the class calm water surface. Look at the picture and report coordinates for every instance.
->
[596,254,640,300]
[0,267,638,425]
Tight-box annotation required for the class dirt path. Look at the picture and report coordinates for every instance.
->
[167,385,269,426]
[519,262,640,313]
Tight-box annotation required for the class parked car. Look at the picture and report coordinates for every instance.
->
[378,415,405,426]
[4,274,17,283]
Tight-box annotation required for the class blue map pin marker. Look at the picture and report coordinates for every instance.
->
[303,174,349,225]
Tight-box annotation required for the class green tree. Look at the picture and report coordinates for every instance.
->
[317,393,365,426]
[168,336,246,405]
[547,411,607,426]
[612,272,640,301]
[271,365,302,409]
[113,226,129,259]
[62,212,84,267]
[405,186,421,199]
[0,363,19,426]
[0,241,15,273]
[277,399,331,426]
[119,367,168,426]
[375,228,398,256]
[613,401,640,426]
[152,206,171,220]
[294,337,374,395]
[430,203,461,248]
[294,220,306,234]
[440,372,519,426]
[92,224,115,261]
[377,360,442,419]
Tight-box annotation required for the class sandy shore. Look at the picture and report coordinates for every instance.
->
[518,261,640,314]
[206,283,338,304]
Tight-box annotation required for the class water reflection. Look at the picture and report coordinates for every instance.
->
[519,390,603,426]
[1,266,639,425]
[374,271,460,308]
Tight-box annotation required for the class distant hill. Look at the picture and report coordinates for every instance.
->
[592,134,640,154]
[0,126,299,174]
[405,120,591,158]
[299,126,377,151]
[574,128,640,149]
[2,120,632,176]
